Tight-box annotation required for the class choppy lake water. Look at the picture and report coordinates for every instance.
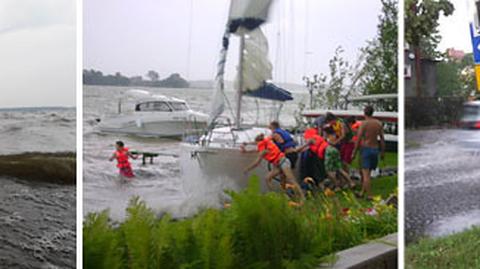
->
[83,85,308,220]
[0,107,76,268]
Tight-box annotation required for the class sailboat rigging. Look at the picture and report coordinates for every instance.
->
[182,0,294,191]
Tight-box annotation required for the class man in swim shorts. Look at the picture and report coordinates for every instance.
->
[352,106,385,200]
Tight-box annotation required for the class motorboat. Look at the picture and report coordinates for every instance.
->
[98,89,208,137]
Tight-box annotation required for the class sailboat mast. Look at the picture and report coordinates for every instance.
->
[235,34,245,129]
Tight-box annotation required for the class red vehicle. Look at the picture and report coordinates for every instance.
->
[460,101,480,129]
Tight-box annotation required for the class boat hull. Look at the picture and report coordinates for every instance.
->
[98,112,207,137]
[99,120,207,137]
[180,143,273,192]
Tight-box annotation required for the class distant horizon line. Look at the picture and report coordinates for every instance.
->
[0,105,76,110]
[83,67,306,85]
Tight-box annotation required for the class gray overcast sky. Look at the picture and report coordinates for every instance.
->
[0,0,76,108]
[438,0,472,53]
[84,0,382,84]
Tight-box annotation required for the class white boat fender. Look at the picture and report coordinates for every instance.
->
[135,118,143,128]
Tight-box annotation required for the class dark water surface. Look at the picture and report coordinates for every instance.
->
[0,107,76,268]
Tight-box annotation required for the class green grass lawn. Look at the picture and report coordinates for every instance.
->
[406,227,480,269]
[334,175,397,208]
[370,175,397,199]
[350,152,397,170]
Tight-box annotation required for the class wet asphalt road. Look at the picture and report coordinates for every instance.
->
[405,129,480,243]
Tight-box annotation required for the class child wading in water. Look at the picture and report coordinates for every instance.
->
[109,141,138,179]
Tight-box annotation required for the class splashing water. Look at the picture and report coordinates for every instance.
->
[0,107,76,268]
[83,85,308,220]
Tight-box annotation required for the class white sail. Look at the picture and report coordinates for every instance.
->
[234,27,272,92]
[207,0,274,128]
[207,28,231,128]
[228,0,272,25]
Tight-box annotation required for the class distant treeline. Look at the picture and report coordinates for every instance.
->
[83,69,190,88]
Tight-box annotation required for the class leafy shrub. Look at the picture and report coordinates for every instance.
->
[84,176,396,269]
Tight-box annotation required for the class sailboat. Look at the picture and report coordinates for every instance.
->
[181,0,294,191]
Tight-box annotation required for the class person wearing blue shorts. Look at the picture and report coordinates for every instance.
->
[361,147,380,171]
[352,106,385,200]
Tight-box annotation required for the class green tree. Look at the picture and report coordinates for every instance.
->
[437,53,476,97]
[146,70,159,81]
[405,0,455,96]
[362,0,398,96]
[305,47,364,110]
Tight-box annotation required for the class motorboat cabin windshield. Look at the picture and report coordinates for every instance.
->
[134,101,189,112]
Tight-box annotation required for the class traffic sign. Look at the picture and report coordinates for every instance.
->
[470,23,480,64]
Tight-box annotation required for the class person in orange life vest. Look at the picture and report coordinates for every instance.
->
[241,133,304,202]
[268,121,298,169]
[298,116,326,185]
[325,112,356,180]
[109,141,138,179]
[323,126,356,191]
[296,127,328,187]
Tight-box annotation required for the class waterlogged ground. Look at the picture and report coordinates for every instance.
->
[405,129,480,242]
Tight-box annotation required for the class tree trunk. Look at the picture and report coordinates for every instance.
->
[414,46,422,97]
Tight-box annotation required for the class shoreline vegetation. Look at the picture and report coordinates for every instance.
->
[406,227,480,269]
[84,175,397,269]
[0,152,76,184]
[83,69,190,89]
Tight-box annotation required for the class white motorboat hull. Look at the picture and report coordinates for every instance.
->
[98,112,207,137]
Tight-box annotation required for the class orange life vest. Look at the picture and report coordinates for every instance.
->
[115,147,131,168]
[317,138,329,159]
[304,128,328,159]
[257,138,285,165]
[304,128,319,151]
[303,127,318,139]
[351,121,362,143]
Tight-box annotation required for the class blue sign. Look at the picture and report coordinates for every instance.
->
[470,23,480,64]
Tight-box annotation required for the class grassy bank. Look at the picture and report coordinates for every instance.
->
[84,176,396,269]
[351,152,397,169]
[406,227,480,269]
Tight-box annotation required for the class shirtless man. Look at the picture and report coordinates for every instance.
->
[352,106,385,200]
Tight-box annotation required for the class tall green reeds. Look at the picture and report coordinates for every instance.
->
[83,176,396,269]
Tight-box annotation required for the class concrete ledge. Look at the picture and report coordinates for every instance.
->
[319,233,397,269]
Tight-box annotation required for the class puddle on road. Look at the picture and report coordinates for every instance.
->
[427,209,480,238]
